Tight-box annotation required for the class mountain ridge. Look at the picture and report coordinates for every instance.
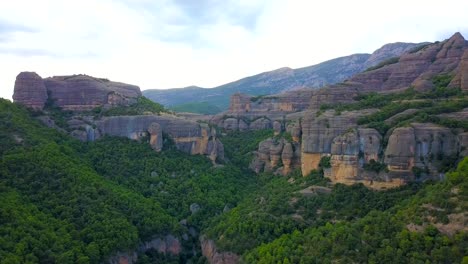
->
[143,42,425,112]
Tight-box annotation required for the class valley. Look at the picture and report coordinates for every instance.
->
[0,33,467,264]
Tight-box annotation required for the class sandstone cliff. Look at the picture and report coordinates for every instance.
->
[12,72,48,110]
[108,235,181,264]
[13,72,225,162]
[13,72,141,111]
[66,114,224,163]
[200,238,239,264]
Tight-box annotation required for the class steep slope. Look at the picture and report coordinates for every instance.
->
[143,42,422,112]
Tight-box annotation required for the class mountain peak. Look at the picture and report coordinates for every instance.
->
[450,32,465,41]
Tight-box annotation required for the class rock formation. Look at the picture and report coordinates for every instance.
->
[108,235,181,264]
[250,138,301,176]
[94,115,224,162]
[12,72,48,110]
[13,72,141,111]
[12,72,225,162]
[385,123,458,177]
[200,238,239,264]
[148,122,162,152]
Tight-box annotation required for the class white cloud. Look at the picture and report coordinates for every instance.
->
[0,0,467,99]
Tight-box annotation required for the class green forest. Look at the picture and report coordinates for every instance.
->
[0,97,467,264]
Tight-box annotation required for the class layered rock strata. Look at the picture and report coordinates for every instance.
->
[13,72,141,111]
[12,72,48,110]
[250,138,301,176]
[93,115,224,163]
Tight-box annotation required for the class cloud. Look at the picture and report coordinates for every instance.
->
[0,47,55,57]
[0,19,37,42]
[116,0,267,46]
[0,0,468,101]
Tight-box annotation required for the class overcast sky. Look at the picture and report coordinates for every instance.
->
[1,0,467,99]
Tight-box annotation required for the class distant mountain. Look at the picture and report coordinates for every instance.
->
[143,42,425,113]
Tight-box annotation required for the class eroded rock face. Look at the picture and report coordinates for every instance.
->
[13,72,142,111]
[300,110,377,175]
[384,123,458,177]
[70,115,226,161]
[451,49,468,91]
[273,120,282,135]
[44,75,141,111]
[13,72,48,110]
[358,128,382,163]
[250,138,301,175]
[148,122,162,152]
[330,130,360,181]
[250,118,272,130]
[200,238,239,264]
[384,127,416,171]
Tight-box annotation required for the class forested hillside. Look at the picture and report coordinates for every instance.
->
[0,99,268,263]
[0,92,466,264]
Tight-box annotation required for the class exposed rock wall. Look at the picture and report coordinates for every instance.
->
[13,72,141,111]
[96,115,224,162]
[12,72,48,110]
[451,49,468,91]
[200,238,239,264]
[250,138,301,175]
[108,235,181,264]
[385,123,458,177]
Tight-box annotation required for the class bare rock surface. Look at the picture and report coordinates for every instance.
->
[13,72,48,110]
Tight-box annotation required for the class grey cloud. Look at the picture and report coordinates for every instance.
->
[116,0,266,45]
[0,20,37,42]
[0,47,54,57]
[0,47,99,58]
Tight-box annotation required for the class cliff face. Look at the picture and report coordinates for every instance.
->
[211,33,468,188]
[12,72,48,110]
[200,238,239,264]
[109,235,181,264]
[252,109,465,188]
[66,115,224,163]
[250,138,301,176]
[13,72,224,162]
[13,72,141,111]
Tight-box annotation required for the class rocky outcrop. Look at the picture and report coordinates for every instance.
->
[363,42,430,69]
[108,235,181,264]
[13,72,141,111]
[13,72,48,110]
[200,238,239,264]
[330,130,360,181]
[385,123,458,177]
[451,49,468,91]
[250,138,301,175]
[301,110,377,175]
[44,75,141,111]
[96,115,224,163]
[148,122,163,152]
